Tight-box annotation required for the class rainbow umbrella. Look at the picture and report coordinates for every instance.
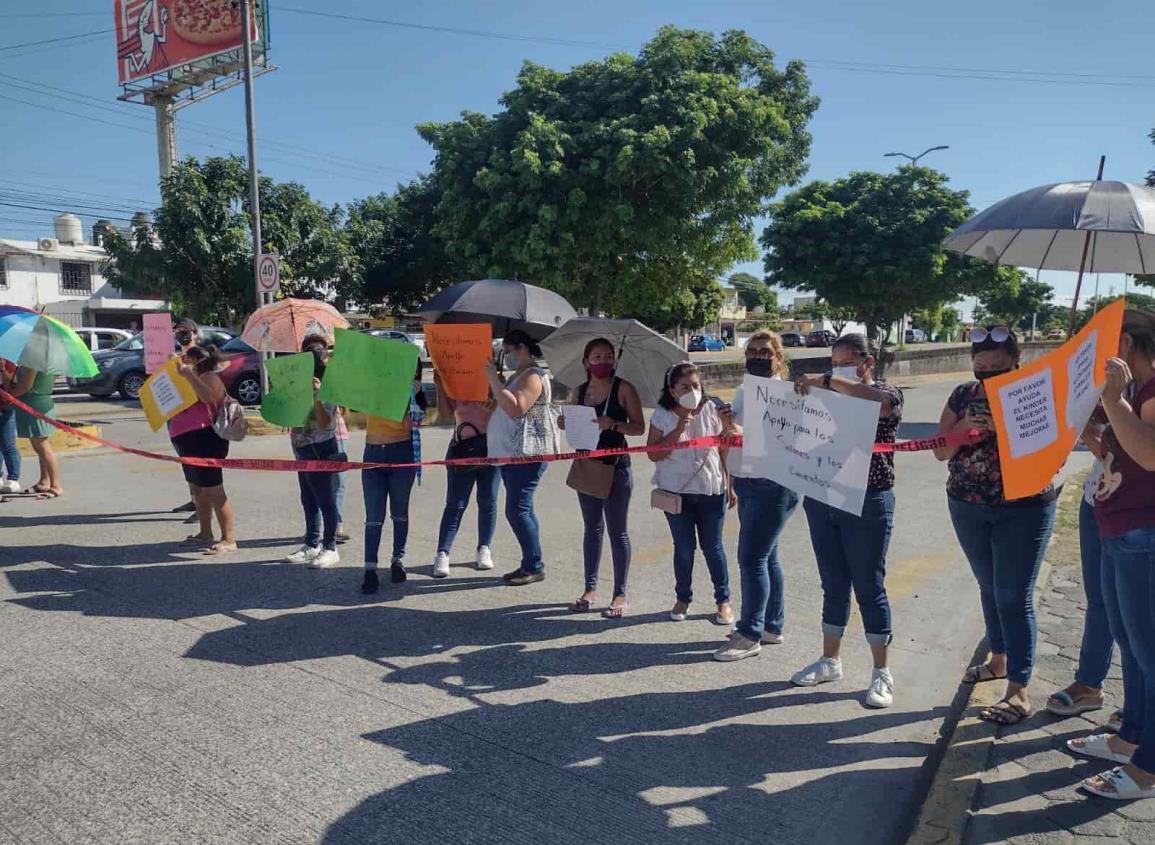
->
[0,305,99,377]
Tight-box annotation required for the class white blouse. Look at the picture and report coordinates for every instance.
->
[650,402,727,496]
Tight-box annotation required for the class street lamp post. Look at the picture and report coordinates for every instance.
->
[884,145,950,166]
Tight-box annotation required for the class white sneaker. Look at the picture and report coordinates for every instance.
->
[286,545,320,564]
[310,549,341,569]
[761,631,785,645]
[476,546,494,571]
[432,551,450,578]
[0,479,21,494]
[713,632,762,662]
[865,668,895,709]
[791,656,844,687]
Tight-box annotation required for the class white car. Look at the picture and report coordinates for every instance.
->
[365,329,430,362]
[73,327,133,352]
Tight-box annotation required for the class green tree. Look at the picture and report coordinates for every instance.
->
[419,26,818,317]
[728,271,778,313]
[1073,292,1155,332]
[978,269,1054,332]
[342,178,457,316]
[762,165,997,341]
[624,278,725,334]
[104,156,348,323]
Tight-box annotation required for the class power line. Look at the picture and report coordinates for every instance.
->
[0,13,107,18]
[803,57,1155,83]
[805,60,1155,89]
[0,31,108,62]
[0,29,112,53]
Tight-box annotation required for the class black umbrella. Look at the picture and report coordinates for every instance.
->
[417,279,578,341]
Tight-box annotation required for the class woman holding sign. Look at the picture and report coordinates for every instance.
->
[484,330,558,587]
[935,327,1057,725]
[170,346,236,555]
[564,338,645,618]
[648,362,734,625]
[789,334,903,709]
[1069,311,1155,800]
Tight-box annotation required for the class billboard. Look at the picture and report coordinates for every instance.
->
[115,0,261,86]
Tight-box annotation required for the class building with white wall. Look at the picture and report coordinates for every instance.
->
[0,214,166,329]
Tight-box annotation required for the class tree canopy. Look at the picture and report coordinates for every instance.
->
[762,165,998,340]
[728,271,777,313]
[977,268,1054,330]
[418,26,818,316]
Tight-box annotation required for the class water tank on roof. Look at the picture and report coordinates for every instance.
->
[131,211,152,230]
[54,213,84,246]
[92,219,115,247]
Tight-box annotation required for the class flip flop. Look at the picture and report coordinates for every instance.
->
[1048,689,1105,716]
[602,603,629,619]
[570,598,593,613]
[33,490,61,500]
[1067,734,1132,764]
[203,542,238,556]
[1082,766,1155,800]
[963,664,1007,684]
[980,700,1031,725]
[182,534,213,545]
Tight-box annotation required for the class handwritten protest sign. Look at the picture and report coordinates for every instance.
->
[426,323,492,401]
[738,376,880,516]
[261,352,316,428]
[143,312,172,374]
[140,357,197,431]
[319,328,418,421]
[986,298,1124,500]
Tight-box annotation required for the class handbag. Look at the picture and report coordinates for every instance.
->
[447,422,488,468]
[213,396,247,442]
[515,370,561,457]
[650,446,711,515]
[567,458,615,498]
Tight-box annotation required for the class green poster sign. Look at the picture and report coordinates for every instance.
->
[319,328,418,421]
[261,352,316,428]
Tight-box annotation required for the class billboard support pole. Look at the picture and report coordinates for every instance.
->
[153,95,176,180]
[239,0,269,395]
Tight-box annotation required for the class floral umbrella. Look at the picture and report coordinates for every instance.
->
[0,305,98,377]
[240,298,350,353]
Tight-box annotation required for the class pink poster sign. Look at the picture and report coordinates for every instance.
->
[143,312,173,374]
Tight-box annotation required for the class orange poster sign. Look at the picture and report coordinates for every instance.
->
[987,299,1125,500]
[426,324,493,402]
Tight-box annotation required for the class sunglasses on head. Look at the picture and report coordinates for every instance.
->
[971,326,1012,344]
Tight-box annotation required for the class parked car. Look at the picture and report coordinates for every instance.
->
[904,328,927,344]
[688,334,726,352]
[73,327,133,352]
[217,337,264,405]
[364,328,430,362]
[779,331,805,348]
[805,329,838,348]
[67,326,237,400]
[1047,328,1066,340]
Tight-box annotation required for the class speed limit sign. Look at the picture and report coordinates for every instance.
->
[257,253,280,294]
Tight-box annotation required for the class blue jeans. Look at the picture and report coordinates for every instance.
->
[1101,527,1155,772]
[578,462,633,598]
[1077,499,1116,688]
[362,441,418,568]
[335,467,347,525]
[665,492,730,604]
[293,438,340,551]
[437,465,500,554]
[949,496,1057,686]
[0,406,20,482]
[500,462,546,574]
[734,476,799,639]
[804,490,896,646]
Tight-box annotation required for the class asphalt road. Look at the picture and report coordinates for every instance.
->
[0,374,1081,844]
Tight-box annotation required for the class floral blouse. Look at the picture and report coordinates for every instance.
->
[868,382,904,491]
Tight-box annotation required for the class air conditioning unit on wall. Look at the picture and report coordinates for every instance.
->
[38,238,58,251]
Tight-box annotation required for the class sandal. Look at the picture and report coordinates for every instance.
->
[1067,734,1132,764]
[33,489,61,500]
[1082,766,1155,800]
[602,603,629,619]
[980,700,1031,725]
[570,598,593,613]
[182,534,214,545]
[1107,710,1124,733]
[963,664,1007,685]
[203,541,238,556]
[1047,688,1105,717]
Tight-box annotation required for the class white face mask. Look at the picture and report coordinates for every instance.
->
[831,365,860,382]
[678,389,702,410]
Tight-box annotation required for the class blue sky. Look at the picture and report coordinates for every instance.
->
[1,0,1152,310]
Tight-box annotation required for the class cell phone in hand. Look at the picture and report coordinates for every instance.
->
[707,396,730,413]
[968,399,990,418]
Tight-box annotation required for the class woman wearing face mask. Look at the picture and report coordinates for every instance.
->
[359,358,426,594]
[648,362,734,625]
[484,330,558,587]
[565,338,645,618]
[714,330,798,660]
[934,326,1057,725]
[782,334,904,708]
[284,336,341,569]
[1067,310,1155,800]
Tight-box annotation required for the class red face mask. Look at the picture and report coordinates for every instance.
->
[587,362,615,379]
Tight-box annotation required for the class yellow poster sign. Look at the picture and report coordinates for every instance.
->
[140,357,199,431]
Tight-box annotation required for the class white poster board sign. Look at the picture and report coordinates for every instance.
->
[739,376,880,516]
[562,405,601,452]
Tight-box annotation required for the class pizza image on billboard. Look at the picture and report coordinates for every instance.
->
[115,0,261,85]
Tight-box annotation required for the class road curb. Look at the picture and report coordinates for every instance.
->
[17,421,103,456]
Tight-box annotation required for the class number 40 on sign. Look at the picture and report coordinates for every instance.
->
[258,253,280,295]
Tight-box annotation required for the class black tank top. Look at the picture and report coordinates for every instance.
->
[577,378,629,466]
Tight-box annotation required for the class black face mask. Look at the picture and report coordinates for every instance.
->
[175,332,193,347]
[745,358,773,378]
[974,367,1012,382]
[308,346,327,380]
